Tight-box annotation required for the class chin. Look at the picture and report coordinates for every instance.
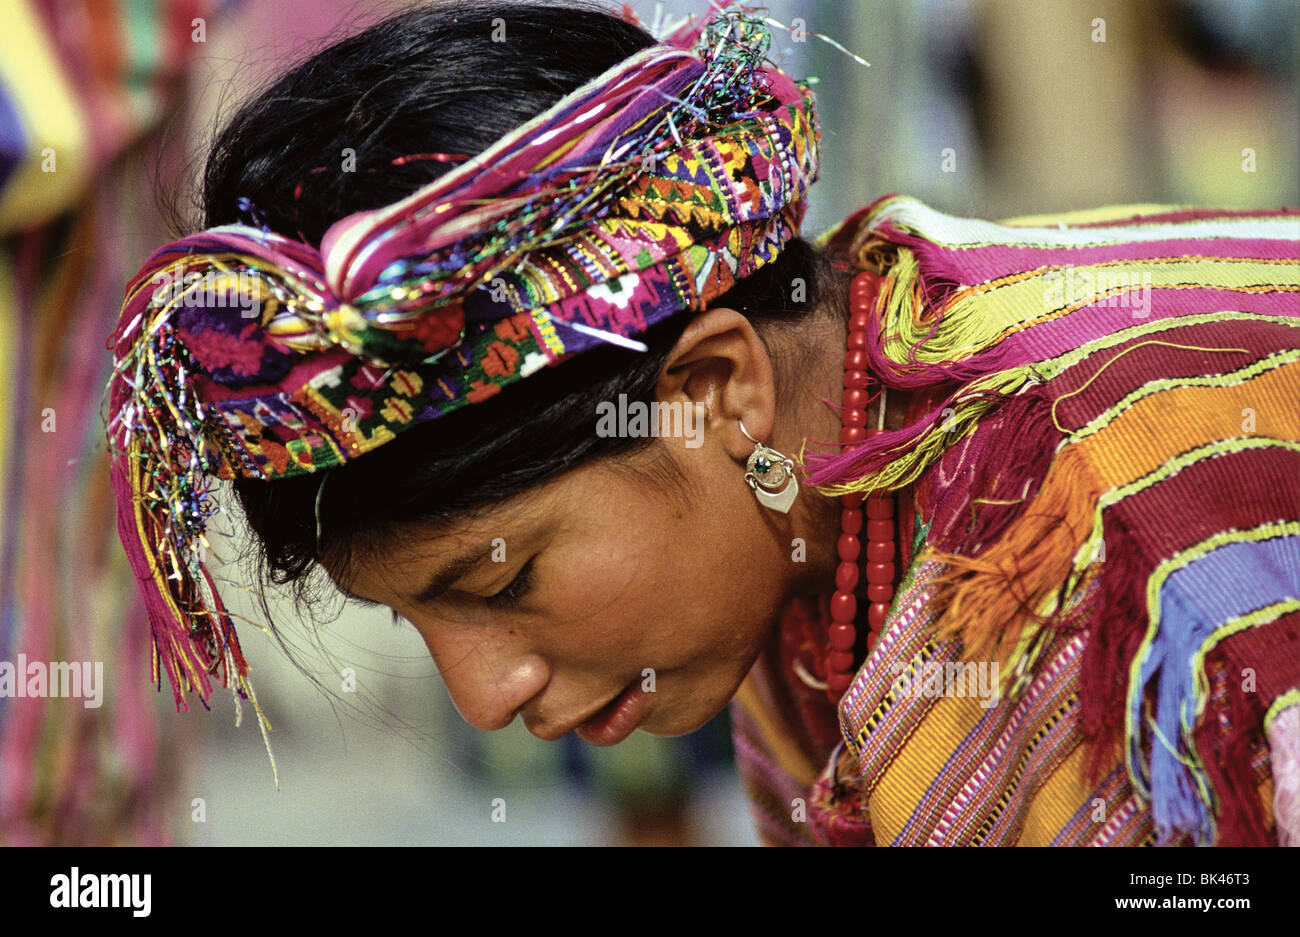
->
[642,696,730,738]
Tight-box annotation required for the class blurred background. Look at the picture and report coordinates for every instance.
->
[1,0,1296,846]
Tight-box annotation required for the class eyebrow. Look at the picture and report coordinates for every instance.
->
[335,545,494,608]
[409,546,495,605]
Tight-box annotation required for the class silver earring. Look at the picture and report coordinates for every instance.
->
[738,419,799,514]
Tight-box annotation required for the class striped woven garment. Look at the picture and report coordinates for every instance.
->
[731,196,1300,846]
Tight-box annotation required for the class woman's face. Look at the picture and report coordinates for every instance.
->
[324,306,846,745]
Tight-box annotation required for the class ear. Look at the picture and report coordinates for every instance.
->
[655,306,776,462]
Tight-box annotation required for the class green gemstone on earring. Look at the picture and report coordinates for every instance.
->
[755,456,771,474]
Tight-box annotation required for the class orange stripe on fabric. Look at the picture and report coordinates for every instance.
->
[1071,355,1300,490]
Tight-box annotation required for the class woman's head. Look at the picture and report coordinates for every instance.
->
[197,1,850,740]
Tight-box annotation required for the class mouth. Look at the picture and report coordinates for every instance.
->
[571,677,652,746]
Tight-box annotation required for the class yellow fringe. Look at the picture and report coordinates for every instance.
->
[811,364,1037,500]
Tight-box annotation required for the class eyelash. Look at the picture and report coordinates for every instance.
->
[484,558,536,609]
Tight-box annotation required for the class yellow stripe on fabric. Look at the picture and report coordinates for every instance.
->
[967,256,1300,338]
[1034,311,1300,384]
[883,258,1300,368]
[0,2,90,230]
[1128,521,1300,794]
[1265,688,1300,734]
[999,205,1189,227]
[867,693,991,845]
[1017,743,1092,846]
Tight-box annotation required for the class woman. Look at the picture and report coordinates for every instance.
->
[107,0,1300,846]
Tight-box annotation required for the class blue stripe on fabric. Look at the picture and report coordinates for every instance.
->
[1137,531,1300,844]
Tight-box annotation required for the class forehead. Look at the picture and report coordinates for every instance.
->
[323,444,687,602]
[322,459,591,598]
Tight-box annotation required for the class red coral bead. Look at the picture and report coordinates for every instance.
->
[845,331,866,349]
[868,602,891,629]
[836,534,860,561]
[843,369,871,389]
[866,519,893,540]
[866,583,894,602]
[866,540,893,562]
[834,561,858,592]
[840,426,866,443]
[840,509,863,535]
[841,388,868,410]
[840,492,863,508]
[830,592,856,622]
[843,349,867,371]
[828,623,856,651]
[849,311,871,330]
[827,672,853,694]
[865,496,894,519]
[865,561,895,584]
[827,650,856,673]
[843,408,867,427]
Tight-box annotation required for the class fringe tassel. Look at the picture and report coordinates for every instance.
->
[928,380,1062,555]
[1077,517,1152,787]
[805,365,1038,495]
[921,443,1101,664]
[1188,661,1270,845]
[859,245,1023,390]
[110,433,211,708]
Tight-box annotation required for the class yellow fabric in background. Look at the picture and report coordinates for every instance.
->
[0,1,90,231]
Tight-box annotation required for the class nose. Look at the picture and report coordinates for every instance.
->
[417,624,551,731]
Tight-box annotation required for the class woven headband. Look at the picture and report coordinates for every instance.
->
[105,5,820,724]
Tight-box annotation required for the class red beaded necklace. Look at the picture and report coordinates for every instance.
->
[823,270,897,704]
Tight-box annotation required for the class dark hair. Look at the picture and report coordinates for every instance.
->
[203,1,847,603]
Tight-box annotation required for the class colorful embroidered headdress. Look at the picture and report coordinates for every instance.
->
[105,4,819,732]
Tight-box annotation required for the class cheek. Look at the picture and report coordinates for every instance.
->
[539,495,783,675]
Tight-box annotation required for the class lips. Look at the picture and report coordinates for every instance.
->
[573,678,652,746]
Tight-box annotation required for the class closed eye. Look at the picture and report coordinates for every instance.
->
[484,557,536,609]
